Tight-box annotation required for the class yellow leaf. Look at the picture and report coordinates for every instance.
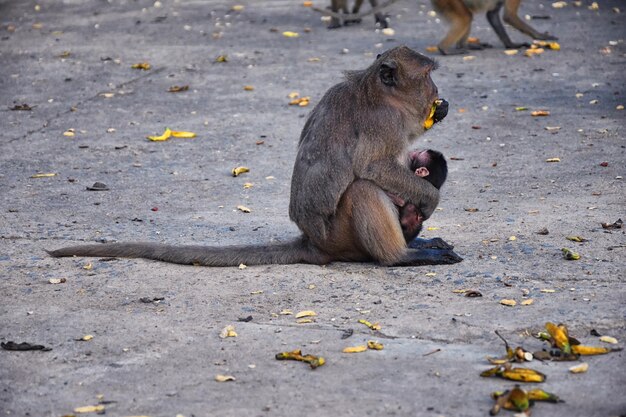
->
[30,173,57,178]
[425,272,437,277]
[367,341,384,350]
[426,226,439,231]
[599,336,618,344]
[232,166,250,177]
[219,325,237,338]
[546,157,561,163]
[215,374,236,382]
[243,85,255,91]
[63,129,75,137]
[237,205,251,213]
[540,289,556,293]
[83,263,93,270]
[531,110,550,117]
[295,310,317,319]
[74,405,105,413]
[131,62,151,70]
[243,182,254,189]
[231,5,244,11]
[147,127,172,141]
[81,334,94,341]
[521,299,534,306]
[504,49,518,55]
[343,345,368,353]
[569,363,589,373]
[500,299,517,307]
[282,31,299,38]
[170,130,196,138]
[296,318,313,324]
[215,55,228,63]
[358,319,381,330]
[279,310,293,315]
[425,45,438,53]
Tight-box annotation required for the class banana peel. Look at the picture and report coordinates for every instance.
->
[545,322,572,354]
[423,99,443,130]
[147,127,197,141]
[491,386,562,415]
[276,349,325,369]
[481,363,546,383]
[571,344,621,355]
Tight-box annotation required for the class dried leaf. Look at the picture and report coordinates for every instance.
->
[282,31,299,38]
[79,335,94,341]
[168,85,189,93]
[215,55,228,63]
[170,130,196,138]
[131,62,151,70]
[566,236,586,242]
[504,49,519,55]
[215,374,236,382]
[521,299,534,306]
[425,45,439,53]
[219,325,237,338]
[74,405,105,413]
[295,310,317,319]
[500,299,517,307]
[569,363,588,373]
[531,110,550,117]
[358,319,381,330]
[599,336,618,344]
[243,85,254,91]
[343,345,368,353]
[48,278,66,284]
[561,248,580,260]
[237,205,251,213]
[546,157,561,162]
[367,340,384,350]
[276,349,325,369]
[147,127,172,141]
[231,166,250,177]
[30,172,57,179]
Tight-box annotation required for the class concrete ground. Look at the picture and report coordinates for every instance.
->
[1,0,624,416]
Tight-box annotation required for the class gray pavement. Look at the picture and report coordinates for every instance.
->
[1,0,625,416]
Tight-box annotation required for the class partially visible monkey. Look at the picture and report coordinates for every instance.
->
[391,149,448,243]
[432,0,558,55]
[49,46,462,267]
[328,0,389,29]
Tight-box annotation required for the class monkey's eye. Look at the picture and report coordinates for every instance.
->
[376,54,382,60]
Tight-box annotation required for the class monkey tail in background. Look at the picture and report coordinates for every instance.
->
[47,237,328,267]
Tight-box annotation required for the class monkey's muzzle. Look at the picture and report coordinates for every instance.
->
[433,98,448,123]
[423,98,449,129]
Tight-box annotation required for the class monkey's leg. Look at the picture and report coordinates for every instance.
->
[345,0,364,24]
[328,0,346,29]
[367,0,389,28]
[486,3,529,48]
[503,0,558,40]
[347,182,461,266]
[433,0,473,55]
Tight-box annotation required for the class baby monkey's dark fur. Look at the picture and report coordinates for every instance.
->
[49,47,462,267]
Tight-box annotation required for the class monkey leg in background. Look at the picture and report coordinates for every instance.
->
[327,0,389,29]
[432,0,557,55]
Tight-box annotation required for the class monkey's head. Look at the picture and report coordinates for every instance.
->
[409,149,448,189]
[372,46,440,128]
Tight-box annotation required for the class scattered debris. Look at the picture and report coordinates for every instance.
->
[1,341,51,351]
[276,349,325,369]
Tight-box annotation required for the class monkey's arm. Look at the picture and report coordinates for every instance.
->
[503,0,558,41]
[357,158,440,220]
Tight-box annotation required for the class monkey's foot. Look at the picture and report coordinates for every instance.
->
[375,14,389,29]
[506,42,531,49]
[394,248,463,266]
[438,46,467,55]
[467,42,493,50]
[408,237,454,250]
[344,17,362,25]
[534,32,558,41]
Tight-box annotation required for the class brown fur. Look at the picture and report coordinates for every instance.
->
[49,46,462,267]
[432,0,558,55]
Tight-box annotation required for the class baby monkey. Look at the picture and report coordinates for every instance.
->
[390,149,447,242]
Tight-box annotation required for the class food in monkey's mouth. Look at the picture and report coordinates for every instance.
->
[424,99,445,129]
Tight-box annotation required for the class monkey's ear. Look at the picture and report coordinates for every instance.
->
[379,61,397,87]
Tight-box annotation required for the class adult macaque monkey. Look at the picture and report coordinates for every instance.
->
[50,46,462,267]
[432,0,558,55]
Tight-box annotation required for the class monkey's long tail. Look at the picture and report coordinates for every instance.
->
[47,237,329,267]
